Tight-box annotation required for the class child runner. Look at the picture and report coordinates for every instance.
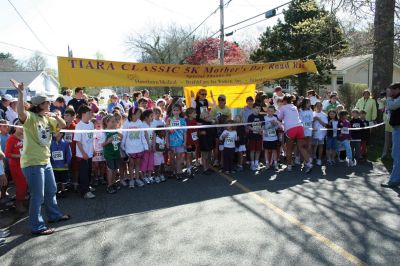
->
[277,94,313,173]
[92,116,106,186]
[263,106,280,170]
[247,103,265,171]
[350,109,364,164]
[235,115,247,172]
[298,98,313,164]
[5,119,26,213]
[326,110,339,165]
[312,102,328,166]
[185,107,198,177]
[166,104,187,179]
[154,126,167,182]
[141,109,156,184]
[198,112,216,175]
[63,108,78,191]
[219,120,238,174]
[337,110,355,167]
[122,107,147,188]
[50,131,72,198]
[102,114,122,194]
[74,105,95,199]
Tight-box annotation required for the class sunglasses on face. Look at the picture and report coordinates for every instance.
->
[218,99,225,101]
[200,93,207,96]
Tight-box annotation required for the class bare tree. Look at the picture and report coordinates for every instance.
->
[125,24,197,64]
[25,51,48,71]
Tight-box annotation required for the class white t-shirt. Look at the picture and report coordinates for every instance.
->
[73,121,94,158]
[299,109,313,137]
[220,130,237,148]
[151,119,165,128]
[312,111,328,140]
[93,131,106,152]
[263,115,278,141]
[5,107,17,123]
[122,120,148,153]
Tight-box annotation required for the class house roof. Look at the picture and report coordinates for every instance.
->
[0,71,43,89]
[333,54,373,71]
[333,54,400,72]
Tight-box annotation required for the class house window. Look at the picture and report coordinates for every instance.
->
[337,76,344,85]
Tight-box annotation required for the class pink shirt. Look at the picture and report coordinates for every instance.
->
[277,104,302,131]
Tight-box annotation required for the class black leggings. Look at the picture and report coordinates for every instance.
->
[223,148,235,171]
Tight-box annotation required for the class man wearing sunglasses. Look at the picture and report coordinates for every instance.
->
[381,83,400,188]
[210,94,231,120]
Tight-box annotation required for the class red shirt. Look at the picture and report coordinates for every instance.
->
[186,118,198,146]
[65,121,77,156]
[5,134,23,167]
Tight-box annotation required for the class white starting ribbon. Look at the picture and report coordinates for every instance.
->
[5,121,385,133]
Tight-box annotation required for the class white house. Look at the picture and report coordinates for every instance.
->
[0,71,59,100]
[328,54,400,91]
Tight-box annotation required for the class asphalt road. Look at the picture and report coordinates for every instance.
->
[0,161,399,266]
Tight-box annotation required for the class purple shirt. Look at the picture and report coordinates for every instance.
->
[277,104,302,131]
[338,120,352,141]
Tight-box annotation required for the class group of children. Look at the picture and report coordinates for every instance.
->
[0,91,373,202]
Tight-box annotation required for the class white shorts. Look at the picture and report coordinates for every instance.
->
[235,145,246,152]
[154,152,165,166]
[0,160,4,176]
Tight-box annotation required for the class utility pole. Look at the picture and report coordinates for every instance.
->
[219,0,224,65]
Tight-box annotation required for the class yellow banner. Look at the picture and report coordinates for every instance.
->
[58,57,318,88]
[184,84,256,109]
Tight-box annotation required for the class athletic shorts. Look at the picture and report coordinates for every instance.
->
[263,141,278,150]
[326,137,337,150]
[106,159,120,170]
[129,152,144,159]
[249,139,263,151]
[186,145,196,153]
[170,146,185,153]
[286,126,305,139]
[235,144,246,152]
[154,152,165,166]
[54,170,69,184]
[312,138,324,145]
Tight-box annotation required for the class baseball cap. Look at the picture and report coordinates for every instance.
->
[274,86,283,93]
[123,93,129,97]
[2,94,13,101]
[218,94,226,100]
[31,95,51,106]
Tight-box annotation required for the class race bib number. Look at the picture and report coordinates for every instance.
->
[267,128,277,137]
[191,132,198,141]
[304,122,312,128]
[225,137,234,145]
[341,127,349,134]
[171,120,180,127]
[200,106,208,113]
[352,123,360,128]
[52,151,64,161]
[64,133,73,142]
[252,122,261,131]
[95,151,103,157]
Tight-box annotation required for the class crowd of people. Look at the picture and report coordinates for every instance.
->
[0,79,399,236]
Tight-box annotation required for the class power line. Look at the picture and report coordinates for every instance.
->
[225,12,283,36]
[0,41,55,57]
[211,1,291,37]
[7,0,55,55]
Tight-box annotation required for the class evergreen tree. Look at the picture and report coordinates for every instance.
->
[250,0,347,95]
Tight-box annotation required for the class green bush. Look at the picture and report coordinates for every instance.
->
[338,83,368,110]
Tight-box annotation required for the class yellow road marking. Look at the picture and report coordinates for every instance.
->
[215,169,367,266]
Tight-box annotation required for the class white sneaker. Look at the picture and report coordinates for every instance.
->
[135,178,145,187]
[349,160,356,167]
[143,177,151,184]
[120,179,128,187]
[160,175,166,182]
[294,157,301,165]
[89,186,96,192]
[251,164,257,171]
[316,159,322,166]
[148,176,155,184]
[304,163,313,174]
[154,176,161,183]
[274,163,279,171]
[129,179,135,188]
[84,191,96,199]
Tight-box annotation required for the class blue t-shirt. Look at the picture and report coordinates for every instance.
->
[167,117,186,147]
